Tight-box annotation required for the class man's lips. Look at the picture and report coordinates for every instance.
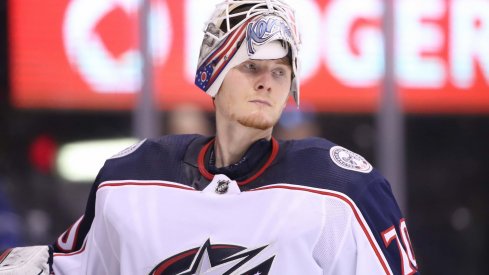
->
[249,99,272,107]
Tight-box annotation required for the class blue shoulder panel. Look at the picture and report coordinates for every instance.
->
[261,138,419,274]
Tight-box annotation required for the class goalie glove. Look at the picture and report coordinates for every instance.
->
[0,246,52,275]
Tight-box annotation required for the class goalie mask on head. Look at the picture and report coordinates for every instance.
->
[195,0,302,106]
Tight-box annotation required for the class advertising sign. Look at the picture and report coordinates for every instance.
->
[9,0,489,113]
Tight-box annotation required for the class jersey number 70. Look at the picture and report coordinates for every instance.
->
[381,219,418,275]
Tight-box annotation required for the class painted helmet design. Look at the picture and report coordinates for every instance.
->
[195,0,302,105]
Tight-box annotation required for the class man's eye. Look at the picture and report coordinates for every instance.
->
[244,63,257,71]
[273,69,285,77]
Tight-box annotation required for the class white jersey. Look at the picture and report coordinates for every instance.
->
[52,135,419,274]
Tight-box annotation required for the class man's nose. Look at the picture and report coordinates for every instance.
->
[254,71,272,92]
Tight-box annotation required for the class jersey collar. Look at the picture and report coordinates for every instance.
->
[197,137,279,186]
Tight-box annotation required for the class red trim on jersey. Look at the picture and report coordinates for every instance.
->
[250,184,392,275]
[152,244,243,274]
[60,223,74,243]
[56,216,84,253]
[197,138,279,186]
[0,248,12,264]
[98,182,196,191]
[197,139,214,180]
[54,241,87,257]
[152,248,199,274]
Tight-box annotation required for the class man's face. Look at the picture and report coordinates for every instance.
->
[214,58,292,130]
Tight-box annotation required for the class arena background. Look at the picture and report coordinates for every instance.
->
[1,1,488,274]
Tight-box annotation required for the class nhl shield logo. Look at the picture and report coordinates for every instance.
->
[215,180,230,194]
[330,146,373,173]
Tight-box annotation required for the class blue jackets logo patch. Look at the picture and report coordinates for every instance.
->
[330,146,372,173]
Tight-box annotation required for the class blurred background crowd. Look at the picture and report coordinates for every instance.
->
[1,1,489,274]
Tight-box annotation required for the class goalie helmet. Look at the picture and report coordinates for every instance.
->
[195,0,302,106]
